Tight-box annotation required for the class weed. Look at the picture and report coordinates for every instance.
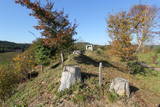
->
[107,92,119,103]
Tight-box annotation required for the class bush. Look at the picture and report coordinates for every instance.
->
[0,65,18,102]
[153,46,160,54]
[156,54,160,65]
[127,61,144,74]
[95,48,103,55]
[34,40,51,65]
[13,46,36,80]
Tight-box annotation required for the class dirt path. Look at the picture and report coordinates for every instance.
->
[140,63,160,71]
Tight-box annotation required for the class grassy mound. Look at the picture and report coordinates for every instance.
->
[4,50,160,107]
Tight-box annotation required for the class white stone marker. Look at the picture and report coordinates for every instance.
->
[59,65,81,91]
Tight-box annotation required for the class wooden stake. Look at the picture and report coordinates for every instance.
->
[61,52,64,68]
[99,62,102,87]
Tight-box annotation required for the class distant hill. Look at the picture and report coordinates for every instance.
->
[0,40,30,53]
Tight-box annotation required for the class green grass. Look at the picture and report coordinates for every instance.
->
[137,51,160,67]
[0,52,19,65]
[5,53,111,106]
[107,92,119,103]
[137,50,160,94]
[135,69,160,94]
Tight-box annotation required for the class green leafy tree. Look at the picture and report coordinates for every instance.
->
[34,40,51,65]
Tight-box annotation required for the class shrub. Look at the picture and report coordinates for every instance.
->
[127,61,144,74]
[153,46,160,54]
[156,54,160,65]
[13,46,36,79]
[95,48,103,55]
[0,65,18,102]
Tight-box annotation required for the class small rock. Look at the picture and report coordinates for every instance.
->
[109,77,130,97]
[72,50,82,55]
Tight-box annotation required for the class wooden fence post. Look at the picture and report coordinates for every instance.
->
[61,52,64,68]
[99,62,102,87]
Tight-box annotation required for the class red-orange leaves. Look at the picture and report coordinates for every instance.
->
[16,0,76,49]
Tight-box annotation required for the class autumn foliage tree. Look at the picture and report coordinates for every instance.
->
[108,12,136,62]
[108,5,159,62]
[13,46,36,79]
[129,5,159,52]
[15,0,76,55]
[107,5,159,73]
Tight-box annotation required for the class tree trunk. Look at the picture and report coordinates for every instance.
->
[136,39,142,53]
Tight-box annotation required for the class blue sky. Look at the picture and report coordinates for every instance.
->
[0,0,159,45]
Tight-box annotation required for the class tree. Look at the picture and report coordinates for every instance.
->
[34,39,51,65]
[129,5,159,52]
[108,12,136,62]
[15,0,76,55]
[107,5,160,61]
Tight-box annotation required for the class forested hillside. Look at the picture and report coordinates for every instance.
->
[0,41,30,52]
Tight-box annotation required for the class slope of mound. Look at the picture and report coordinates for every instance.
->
[5,50,160,107]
